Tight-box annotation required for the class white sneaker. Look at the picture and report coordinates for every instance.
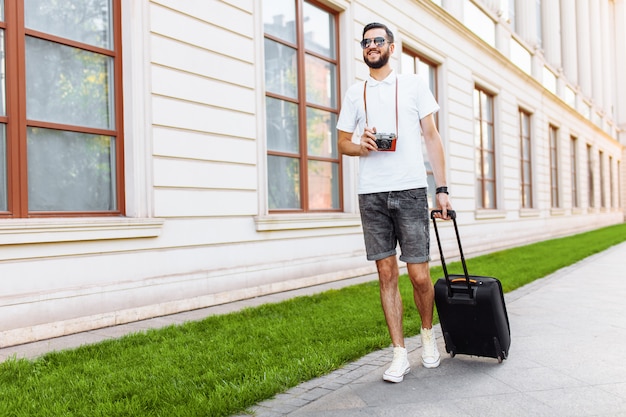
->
[383,346,410,383]
[420,327,441,368]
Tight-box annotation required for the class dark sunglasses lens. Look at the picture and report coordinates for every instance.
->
[361,37,387,49]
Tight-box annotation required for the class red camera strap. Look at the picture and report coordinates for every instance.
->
[363,76,399,139]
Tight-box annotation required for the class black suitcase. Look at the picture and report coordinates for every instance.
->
[431,210,511,363]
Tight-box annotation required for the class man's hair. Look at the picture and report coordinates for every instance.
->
[362,22,394,43]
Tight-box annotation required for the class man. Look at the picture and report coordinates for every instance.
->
[337,22,452,383]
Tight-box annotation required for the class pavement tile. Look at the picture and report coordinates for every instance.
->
[526,386,626,416]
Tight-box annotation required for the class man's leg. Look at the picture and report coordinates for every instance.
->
[376,255,403,347]
[406,262,434,329]
[407,261,441,368]
[377,255,411,382]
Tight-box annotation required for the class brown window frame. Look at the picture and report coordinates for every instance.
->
[263,0,341,213]
[570,136,578,208]
[587,144,594,208]
[1,1,124,218]
[618,161,622,209]
[609,155,614,208]
[519,109,532,209]
[474,87,496,209]
[599,150,606,208]
[549,125,559,208]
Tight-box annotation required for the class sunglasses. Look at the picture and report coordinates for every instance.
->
[360,37,388,49]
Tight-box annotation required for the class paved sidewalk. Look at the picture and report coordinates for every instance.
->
[239,241,626,417]
[2,242,626,416]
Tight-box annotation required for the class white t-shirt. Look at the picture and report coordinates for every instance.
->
[336,70,439,194]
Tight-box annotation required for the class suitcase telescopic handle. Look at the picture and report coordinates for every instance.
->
[430,210,473,298]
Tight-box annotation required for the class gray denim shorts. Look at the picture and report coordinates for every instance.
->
[358,188,430,264]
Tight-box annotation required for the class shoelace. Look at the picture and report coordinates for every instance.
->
[422,333,436,356]
[389,349,407,371]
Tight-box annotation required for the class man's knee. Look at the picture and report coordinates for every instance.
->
[407,263,431,286]
[376,257,399,281]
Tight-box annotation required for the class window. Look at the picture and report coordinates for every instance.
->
[549,125,559,208]
[570,136,578,208]
[401,48,438,208]
[609,156,614,208]
[1,0,123,218]
[519,109,532,208]
[262,1,340,212]
[599,150,605,208]
[587,145,594,208]
[465,0,496,47]
[615,161,622,208]
[474,87,496,209]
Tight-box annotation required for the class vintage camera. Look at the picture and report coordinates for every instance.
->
[374,132,397,152]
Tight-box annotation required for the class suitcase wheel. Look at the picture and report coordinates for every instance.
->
[494,337,505,363]
[443,331,456,358]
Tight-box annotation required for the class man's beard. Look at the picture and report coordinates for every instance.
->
[364,48,390,69]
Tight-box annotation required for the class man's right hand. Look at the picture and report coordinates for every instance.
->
[359,126,378,155]
[338,128,376,157]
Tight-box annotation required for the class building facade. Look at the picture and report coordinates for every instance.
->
[0,0,624,347]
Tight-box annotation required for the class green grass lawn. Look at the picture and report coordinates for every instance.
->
[2,222,626,417]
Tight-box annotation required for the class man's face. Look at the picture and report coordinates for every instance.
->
[362,28,393,69]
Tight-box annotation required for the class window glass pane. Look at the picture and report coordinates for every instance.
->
[306,107,336,158]
[266,97,299,153]
[0,30,5,116]
[417,61,434,90]
[520,112,528,136]
[268,155,300,209]
[465,0,495,46]
[305,55,336,107]
[485,123,494,149]
[401,52,415,74]
[484,152,495,179]
[473,89,480,118]
[24,0,112,49]
[264,38,298,99]
[426,170,436,209]
[26,37,114,129]
[27,127,116,211]
[0,125,6,211]
[522,138,530,159]
[308,160,339,209]
[485,181,496,208]
[482,95,493,122]
[303,2,335,59]
[523,161,531,182]
[522,187,531,208]
[263,0,296,43]
[571,139,577,207]
[0,2,4,21]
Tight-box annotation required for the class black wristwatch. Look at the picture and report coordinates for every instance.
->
[435,186,449,195]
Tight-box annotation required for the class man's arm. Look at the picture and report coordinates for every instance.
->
[338,127,378,156]
[421,113,452,218]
